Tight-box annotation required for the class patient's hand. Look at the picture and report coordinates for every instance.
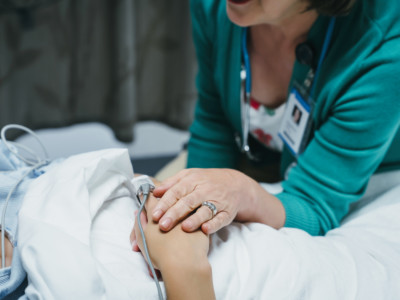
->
[130,194,215,300]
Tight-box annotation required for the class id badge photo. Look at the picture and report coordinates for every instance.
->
[278,87,313,157]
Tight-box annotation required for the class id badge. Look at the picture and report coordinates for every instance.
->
[278,87,313,157]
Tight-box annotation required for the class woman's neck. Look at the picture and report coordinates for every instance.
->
[251,9,318,51]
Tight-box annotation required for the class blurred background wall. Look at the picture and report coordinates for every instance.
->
[0,0,196,174]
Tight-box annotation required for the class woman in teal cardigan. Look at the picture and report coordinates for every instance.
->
[149,0,400,237]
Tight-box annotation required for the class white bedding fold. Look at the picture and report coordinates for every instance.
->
[18,149,400,299]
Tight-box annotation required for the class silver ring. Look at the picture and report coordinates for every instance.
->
[202,201,217,218]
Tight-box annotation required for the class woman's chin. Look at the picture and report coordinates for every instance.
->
[227,0,251,4]
[226,8,255,27]
[226,0,259,27]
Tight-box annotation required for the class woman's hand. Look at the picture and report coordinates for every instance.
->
[151,168,286,234]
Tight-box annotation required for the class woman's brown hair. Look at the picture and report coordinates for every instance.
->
[307,0,357,16]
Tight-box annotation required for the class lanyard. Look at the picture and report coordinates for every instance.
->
[237,18,336,161]
[310,18,336,96]
[242,17,336,98]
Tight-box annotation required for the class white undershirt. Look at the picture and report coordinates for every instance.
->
[248,98,285,152]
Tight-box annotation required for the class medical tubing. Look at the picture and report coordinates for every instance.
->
[6,141,42,165]
[1,124,50,165]
[1,124,50,268]
[137,185,164,300]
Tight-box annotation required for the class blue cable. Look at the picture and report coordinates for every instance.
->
[135,182,164,300]
[242,27,251,94]
[0,124,50,268]
[310,17,336,97]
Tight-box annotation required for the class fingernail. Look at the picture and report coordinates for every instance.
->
[153,187,162,195]
[153,209,162,220]
[131,240,137,250]
[183,220,193,230]
[160,218,171,230]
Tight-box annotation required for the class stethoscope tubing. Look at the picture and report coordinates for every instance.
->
[241,17,336,98]
[238,17,336,159]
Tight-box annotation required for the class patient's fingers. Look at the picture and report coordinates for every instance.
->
[148,265,162,280]
[139,210,148,228]
[130,211,139,251]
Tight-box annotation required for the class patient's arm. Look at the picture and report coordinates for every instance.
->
[0,231,13,268]
[131,195,215,300]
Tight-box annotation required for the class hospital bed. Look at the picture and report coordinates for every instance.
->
[1,127,400,299]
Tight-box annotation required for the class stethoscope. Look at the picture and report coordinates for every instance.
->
[236,18,336,161]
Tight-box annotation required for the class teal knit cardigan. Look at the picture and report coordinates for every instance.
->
[187,0,400,235]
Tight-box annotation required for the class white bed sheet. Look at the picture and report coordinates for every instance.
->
[17,149,400,299]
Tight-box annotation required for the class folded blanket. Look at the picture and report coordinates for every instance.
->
[18,149,400,299]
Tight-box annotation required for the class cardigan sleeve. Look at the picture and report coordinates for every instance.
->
[277,35,400,235]
[187,0,240,169]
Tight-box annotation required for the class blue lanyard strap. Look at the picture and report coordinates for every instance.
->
[241,17,336,97]
[242,27,251,94]
[310,17,336,97]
